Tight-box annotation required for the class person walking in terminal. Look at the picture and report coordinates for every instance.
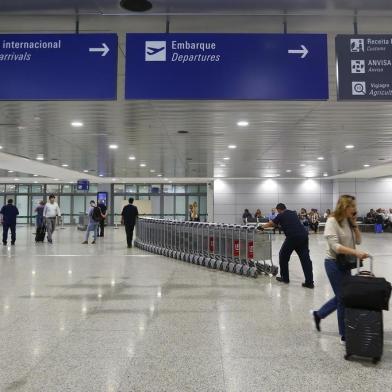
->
[82,200,102,244]
[35,200,45,228]
[43,194,61,244]
[312,195,369,344]
[0,199,19,245]
[259,203,314,288]
[97,199,108,237]
[121,197,139,248]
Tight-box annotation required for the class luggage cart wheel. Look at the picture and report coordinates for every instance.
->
[372,357,380,364]
[344,354,351,361]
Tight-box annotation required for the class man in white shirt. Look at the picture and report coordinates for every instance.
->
[43,194,61,243]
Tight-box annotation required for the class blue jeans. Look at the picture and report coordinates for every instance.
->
[85,222,98,241]
[316,259,351,337]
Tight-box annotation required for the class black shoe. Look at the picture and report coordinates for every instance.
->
[302,282,314,289]
[312,311,321,331]
[48,239,53,244]
[2,242,6,246]
[11,242,15,246]
[127,245,132,248]
[276,276,289,284]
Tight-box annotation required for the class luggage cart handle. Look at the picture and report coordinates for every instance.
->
[357,254,373,276]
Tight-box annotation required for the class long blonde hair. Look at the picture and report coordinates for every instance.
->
[333,194,356,226]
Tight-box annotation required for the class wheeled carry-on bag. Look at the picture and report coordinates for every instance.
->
[35,226,46,242]
[343,256,390,363]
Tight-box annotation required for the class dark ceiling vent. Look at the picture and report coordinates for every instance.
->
[120,0,152,12]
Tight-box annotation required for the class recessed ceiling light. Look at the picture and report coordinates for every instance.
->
[286,169,292,173]
[228,145,237,149]
[33,174,39,177]
[83,170,89,173]
[0,146,3,149]
[317,157,324,160]
[363,164,370,167]
[323,173,328,177]
[61,164,69,167]
[300,164,306,167]
[150,169,155,173]
[7,170,14,173]
[223,157,230,161]
[36,155,44,161]
[71,121,83,127]
[34,116,40,120]
[33,181,38,184]
[345,145,354,149]
[140,163,146,167]
[14,178,19,181]
[157,174,162,177]
[17,126,26,130]
[237,121,249,127]
[99,174,104,177]
[129,156,136,160]
[164,178,169,181]
[112,178,116,181]
[109,144,118,149]
[53,178,59,181]
[220,164,226,167]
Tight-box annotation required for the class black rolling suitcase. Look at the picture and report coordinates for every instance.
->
[35,226,46,242]
[342,256,390,363]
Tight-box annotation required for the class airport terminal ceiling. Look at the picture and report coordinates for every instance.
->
[1,1,392,181]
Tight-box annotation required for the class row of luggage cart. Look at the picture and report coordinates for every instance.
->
[134,218,278,279]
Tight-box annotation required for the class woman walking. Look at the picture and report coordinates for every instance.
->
[312,195,369,343]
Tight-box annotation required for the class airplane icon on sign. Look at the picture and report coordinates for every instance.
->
[146,46,165,55]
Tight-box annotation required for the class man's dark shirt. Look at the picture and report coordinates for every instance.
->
[0,204,19,225]
[121,204,139,226]
[272,209,307,238]
[98,203,107,216]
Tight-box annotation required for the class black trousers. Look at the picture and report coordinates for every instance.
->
[99,219,105,236]
[125,224,135,247]
[3,223,16,244]
[279,236,313,284]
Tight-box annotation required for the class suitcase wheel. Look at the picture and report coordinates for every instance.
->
[372,357,380,364]
[344,354,351,361]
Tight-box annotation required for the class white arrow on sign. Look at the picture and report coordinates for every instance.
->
[288,45,309,58]
[89,43,109,57]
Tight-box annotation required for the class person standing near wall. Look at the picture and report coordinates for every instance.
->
[191,201,199,222]
[121,198,139,248]
[43,194,61,244]
[0,199,19,245]
[97,199,107,237]
[259,203,314,288]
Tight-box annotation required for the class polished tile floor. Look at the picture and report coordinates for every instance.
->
[0,226,391,392]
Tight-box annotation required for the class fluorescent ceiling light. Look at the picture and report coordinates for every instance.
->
[363,164,370,167]
[7,170,14,173]
[223,157,230,161]
[228,145,237,149]
[61,164,68,167]
[128,156,136,160]
[140,163,147,167]
[237,121,249,127]
[286,169,292,173]
[109,144,118,149]
[317,157,324,160]
[71,121,83,127]
[345,145,355,149]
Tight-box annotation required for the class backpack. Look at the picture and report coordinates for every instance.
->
[92,206,102,222]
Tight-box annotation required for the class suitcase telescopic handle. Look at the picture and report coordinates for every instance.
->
[357,254,373,275]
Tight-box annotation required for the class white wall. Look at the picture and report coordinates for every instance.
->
[333,178,392,216]
[213,179,333,224]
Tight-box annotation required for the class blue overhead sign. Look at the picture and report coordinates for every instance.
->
[125,33,328,100]
[0,34,118,100]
